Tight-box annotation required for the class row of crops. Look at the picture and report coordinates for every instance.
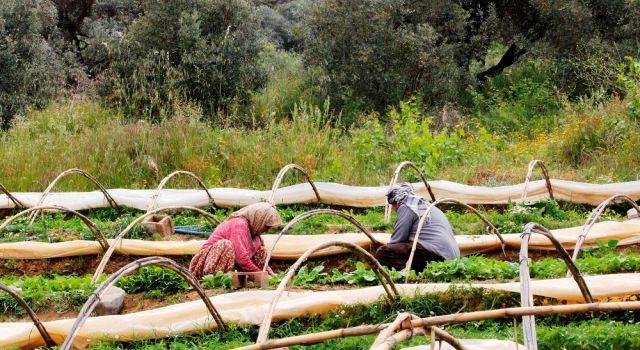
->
[1,161,640,349]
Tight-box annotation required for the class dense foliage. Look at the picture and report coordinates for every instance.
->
[2,0,640,127]
[0,0,63,129]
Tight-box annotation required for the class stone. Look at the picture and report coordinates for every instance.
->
[95,286,126,316]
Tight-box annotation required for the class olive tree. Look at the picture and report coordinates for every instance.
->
[0,0,63,128]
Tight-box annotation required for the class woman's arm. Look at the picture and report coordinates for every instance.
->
[229,221,262,272]
[389,205,416,244]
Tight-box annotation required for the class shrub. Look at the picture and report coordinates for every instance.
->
[558,110,631,166]
[351,98,464,177]
[248,46,322,125]
[0,0,63,129]
[100,0,266,122]
[469,60,562,136]
[618,56,640,121]
[556,38,621,99]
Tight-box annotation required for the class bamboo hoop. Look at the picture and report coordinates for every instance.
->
[430,327,436,350]
[28,168,118,224]
[373,327,466,350]
[373,328,428,350]
[521,160,554,201]
[0,282,56,348]
[0,205,110,251]
[0,183,25,209]
[61,257,225,349]
[512,317,518,349]
[256,240,399,343]
[570,194,640,266]
[262,209,382,271]
[519,222,594,350]
[147,171,215,212]
[405,198,506,281]
[238,301,640,350]
[384,161,437,223]
[371,313,466,350]
[371,312,417,348]
[91,206,220,284]
[267,164,321,205]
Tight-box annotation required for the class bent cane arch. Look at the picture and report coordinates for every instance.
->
[521,160,554,201]
[0,205,110,251]
[385,161,437,223]
[519,222,593,350]
[405,198,506,280]
[61,257,225,350]
[0,183,25,209]
[371,312,467,350]
[91,206,221,284]
[268,164,321,205]
[147,171,215,212]
[29,168,118,224]
[0,282,55,348]
[262,209,382,271]
[571,194,640,264]
[257,241,399,343]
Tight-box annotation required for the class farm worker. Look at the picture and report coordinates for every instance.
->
[189,202,283,280]
[375,183,459,272]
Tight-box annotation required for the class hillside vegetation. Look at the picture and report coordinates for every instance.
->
[1,0,640,189]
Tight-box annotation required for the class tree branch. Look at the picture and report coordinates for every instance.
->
[476,43,527,81]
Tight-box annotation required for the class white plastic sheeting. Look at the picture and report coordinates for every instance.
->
[1,273,639,349]
[2,220,640,260]
[2,179,640,210]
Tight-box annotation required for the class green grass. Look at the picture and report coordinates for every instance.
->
[1,94,639,194]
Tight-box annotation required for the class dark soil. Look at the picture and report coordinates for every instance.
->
[0,255,193,277]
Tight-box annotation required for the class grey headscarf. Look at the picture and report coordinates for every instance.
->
[386,183,429,217]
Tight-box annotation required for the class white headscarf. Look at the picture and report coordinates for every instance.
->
[386,183,428,217]
[229,202,283,236]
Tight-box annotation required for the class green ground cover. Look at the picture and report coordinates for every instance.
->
[0,196,636,348]
[2,240,638,318]
[1,199,621,244]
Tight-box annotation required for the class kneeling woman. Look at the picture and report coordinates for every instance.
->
[376,183,460,272]
[189,202,282,280]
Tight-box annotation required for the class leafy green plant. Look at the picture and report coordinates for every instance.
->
[618,56,640,121]
[422,256,518,282]
[329,262,377,285]
[0,274,97,316]
[469,60,562,136]
[292,265,328,287]
[117,267,189,297]
[582,239,619,258]
[201,272,232,289]
[352,97,465,177]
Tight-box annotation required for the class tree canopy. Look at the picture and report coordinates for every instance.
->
[1,0,639,127]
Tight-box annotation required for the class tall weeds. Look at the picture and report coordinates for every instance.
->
[1,93,639,192]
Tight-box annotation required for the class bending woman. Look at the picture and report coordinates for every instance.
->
[189,202,283,280]
[376,183,460,272]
